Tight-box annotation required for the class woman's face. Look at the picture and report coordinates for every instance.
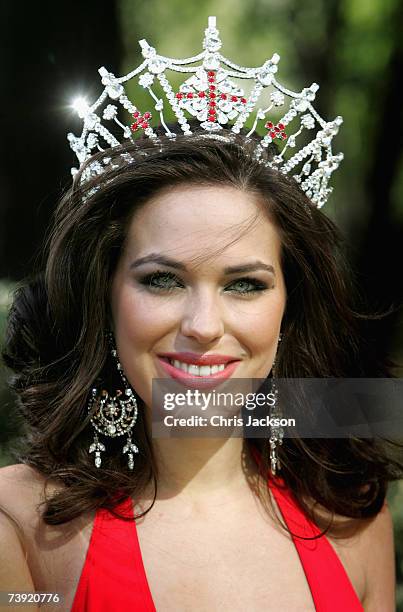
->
[110,183,286,407]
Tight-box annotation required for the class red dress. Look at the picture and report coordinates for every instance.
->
[71,452,364,611]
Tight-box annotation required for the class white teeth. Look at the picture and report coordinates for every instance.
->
[169,359,227,375]
[200,365,213,376]
[174,359,187,372]
[188,364,200,376]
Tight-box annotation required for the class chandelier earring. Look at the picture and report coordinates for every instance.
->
[269,332,284,476]
[87,330,139,470]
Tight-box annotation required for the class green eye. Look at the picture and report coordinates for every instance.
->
[140,271,182,291]
[226,278,268,295]
[138,271,269,295]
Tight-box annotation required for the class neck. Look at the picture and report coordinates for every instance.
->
[145,437,265,510]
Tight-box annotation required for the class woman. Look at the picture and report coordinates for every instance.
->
[0,130,401,611]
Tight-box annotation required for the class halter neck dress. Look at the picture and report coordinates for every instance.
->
[71,449,364,611]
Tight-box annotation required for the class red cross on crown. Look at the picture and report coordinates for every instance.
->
[175,70,247,125]
[131,111,152,132]
[265,121,287,140]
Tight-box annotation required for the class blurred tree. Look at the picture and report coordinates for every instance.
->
[1,0,403,603]
[355,0,403,365]
[0,0,122,279]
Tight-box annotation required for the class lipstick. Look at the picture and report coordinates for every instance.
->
[156,354,241,390]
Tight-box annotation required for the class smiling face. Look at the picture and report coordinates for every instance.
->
[110,183,286,408]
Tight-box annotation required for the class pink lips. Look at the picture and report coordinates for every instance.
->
[157,352,239,366]
[156,356,240,389]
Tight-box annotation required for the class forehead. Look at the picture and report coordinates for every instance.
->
[123,184,282,265]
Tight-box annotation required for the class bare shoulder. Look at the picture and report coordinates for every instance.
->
[300,492,395,610]
[0,463,100,611]
[356,502,395,612]
[0,464,46,610]
[322,501,395,611]
[0,462,47,488]
[0,463,49,515]
[0,463,64,540]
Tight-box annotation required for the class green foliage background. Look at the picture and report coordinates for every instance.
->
[1,0,402,606]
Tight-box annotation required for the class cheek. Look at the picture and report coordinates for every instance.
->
[236,293,284,342]
[111,285,162,403]
[237,294,284,376]
[112,283,177,350]
[114,290,153,346]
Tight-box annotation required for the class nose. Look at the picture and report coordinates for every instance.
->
[180,287,225,344]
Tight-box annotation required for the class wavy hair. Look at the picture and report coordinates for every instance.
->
[2,129,403,535]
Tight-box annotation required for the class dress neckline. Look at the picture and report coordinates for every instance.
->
[114,474,363,611]
[72,448,363,611]
[128,499,156,609]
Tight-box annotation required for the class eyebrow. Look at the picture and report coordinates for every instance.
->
[129,253,276,275]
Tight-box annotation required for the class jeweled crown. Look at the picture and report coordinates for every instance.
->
[68,16,343,208]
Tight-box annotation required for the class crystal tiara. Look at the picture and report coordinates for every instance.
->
[68,16,343,208]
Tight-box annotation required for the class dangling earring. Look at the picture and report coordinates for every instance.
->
[88,330,139,470]
[269,333,284,477]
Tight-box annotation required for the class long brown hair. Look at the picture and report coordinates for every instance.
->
[2,130,403,531]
